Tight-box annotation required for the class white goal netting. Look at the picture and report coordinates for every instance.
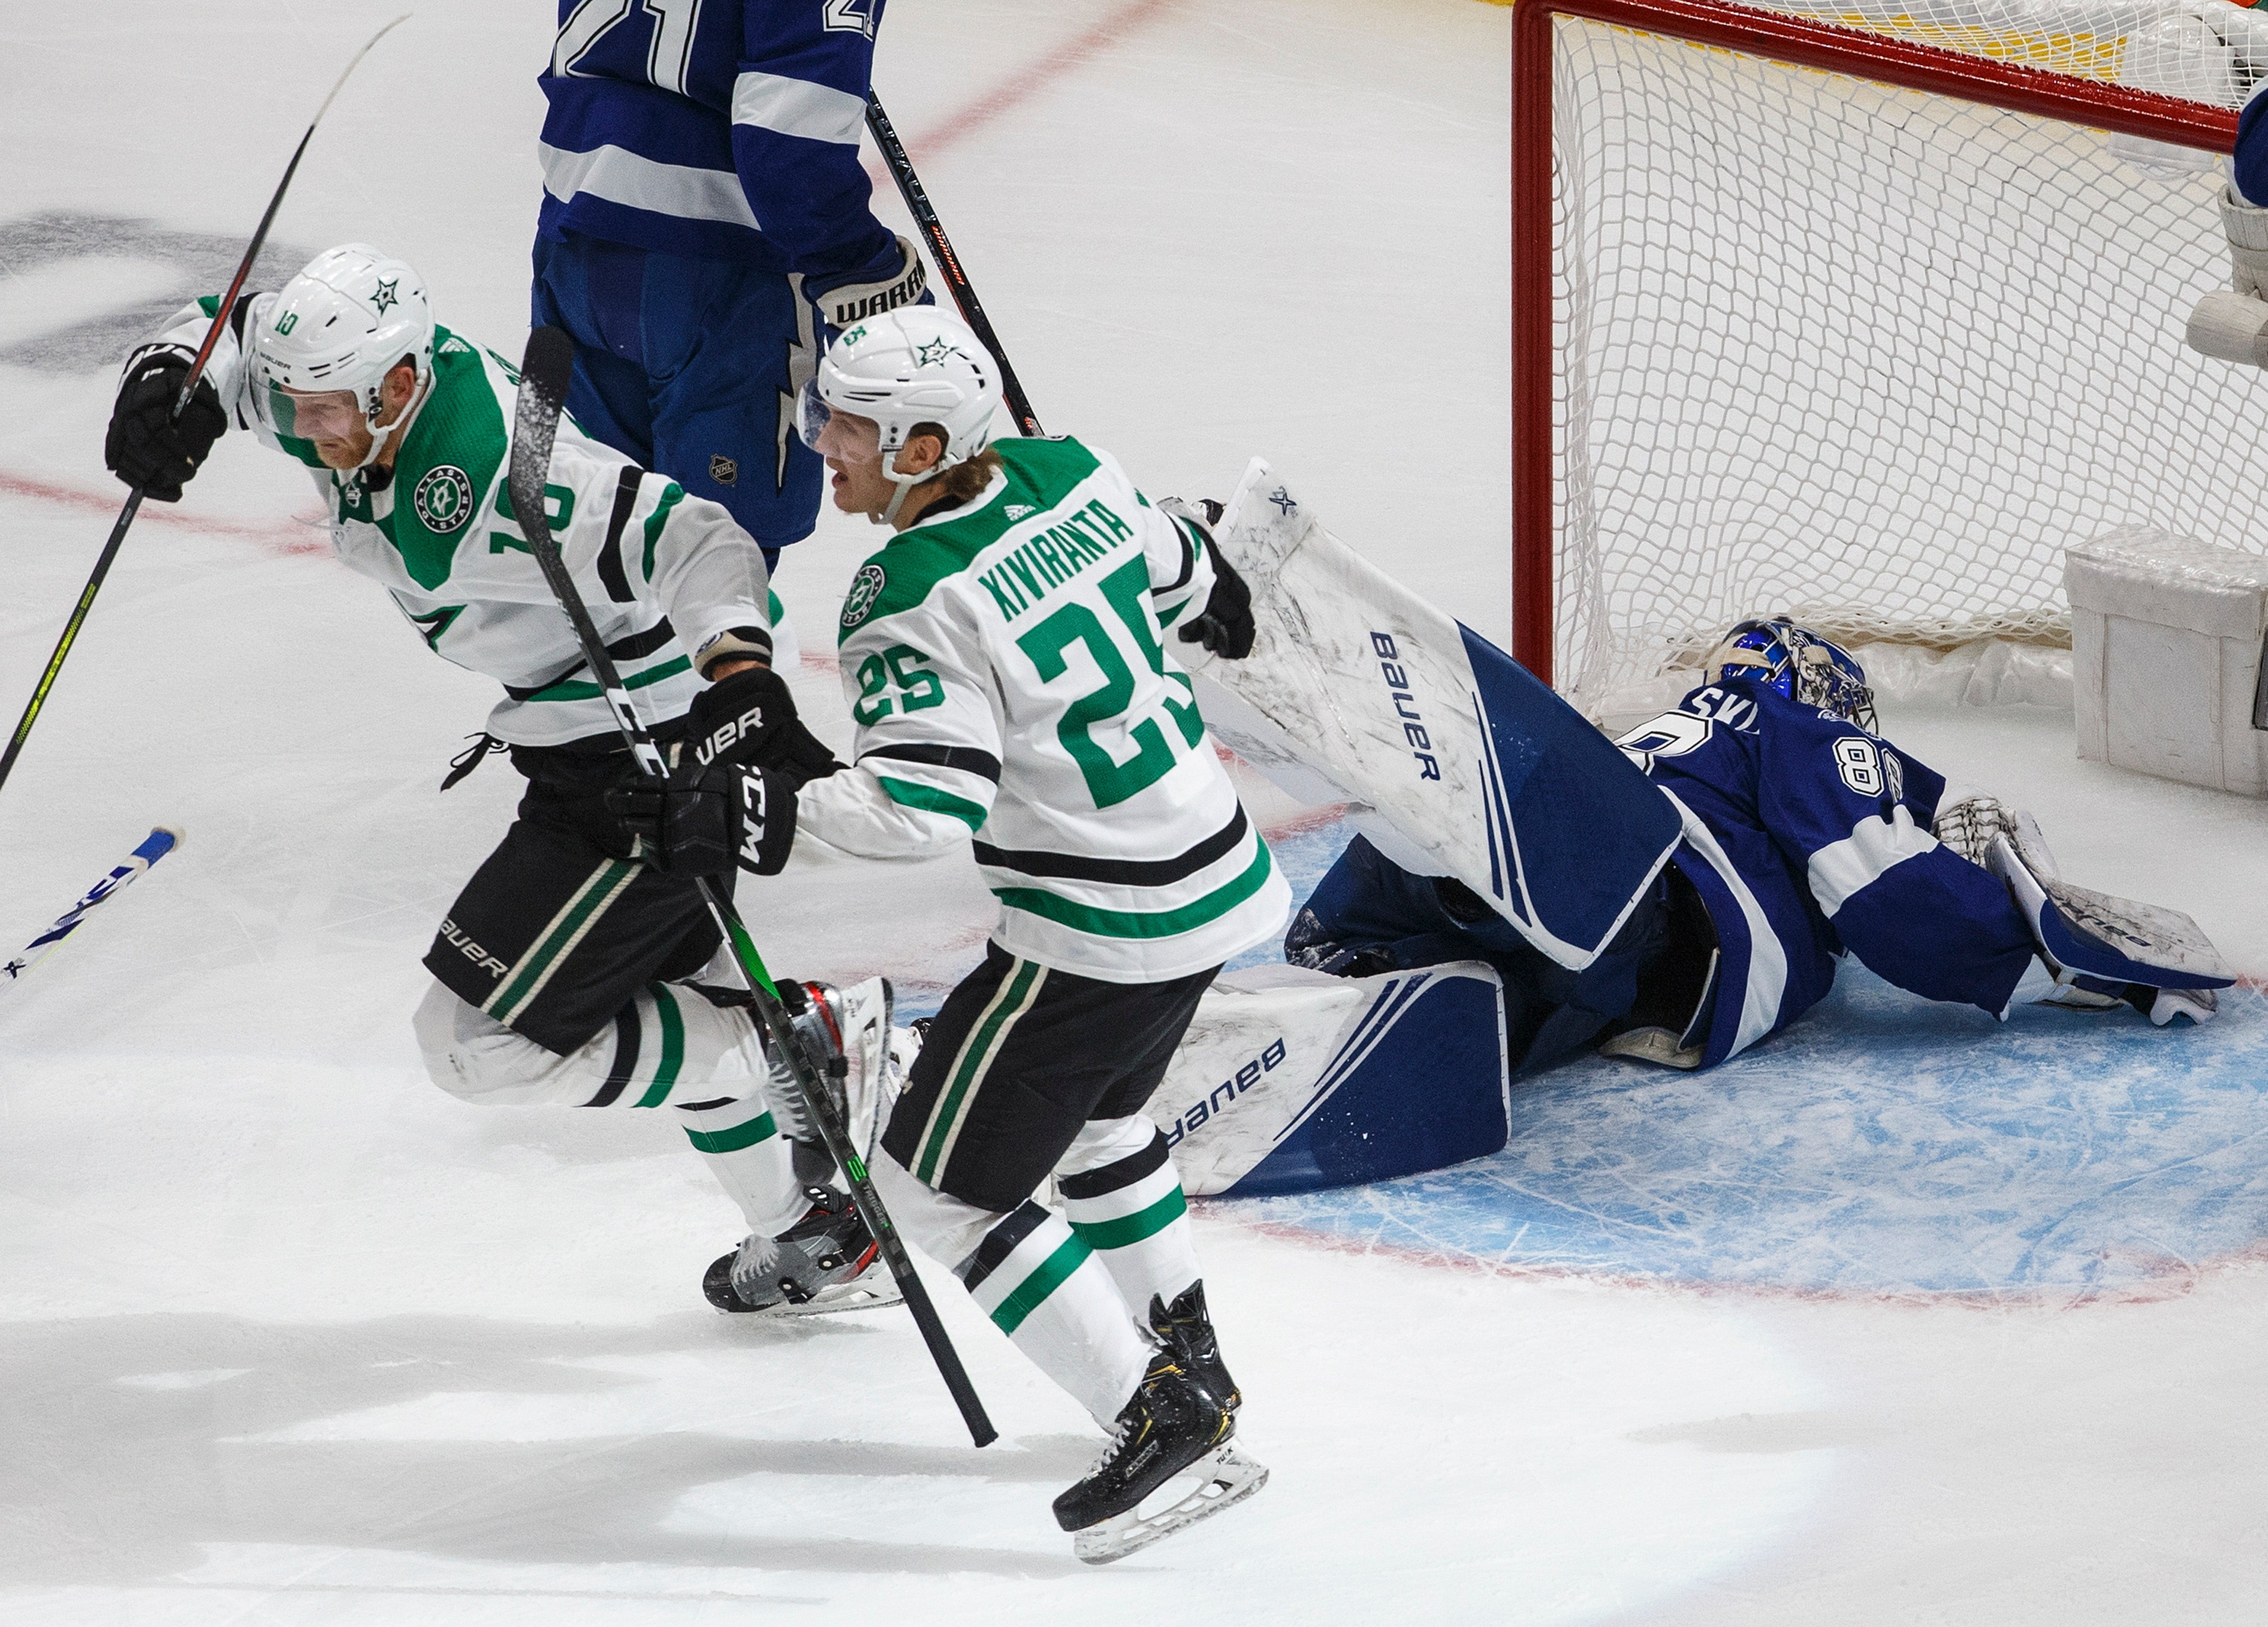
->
[1551,0,2268,712]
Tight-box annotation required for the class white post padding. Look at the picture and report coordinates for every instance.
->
[2065,529,2268,797]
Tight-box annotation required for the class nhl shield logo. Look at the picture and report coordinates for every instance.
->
[841,562,887,629]
[413,464,475,534]
[709,453,739,487]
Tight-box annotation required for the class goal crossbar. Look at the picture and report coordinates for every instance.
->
[1510,0,2242,686]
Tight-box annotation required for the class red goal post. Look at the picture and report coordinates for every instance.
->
[1510,0,2242,689]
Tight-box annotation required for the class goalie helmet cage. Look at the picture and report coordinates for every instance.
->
[1512,0,2254,712]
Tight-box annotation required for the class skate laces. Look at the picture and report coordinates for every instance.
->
[731,1232,782,1286]
[1082,1415,1136,1478]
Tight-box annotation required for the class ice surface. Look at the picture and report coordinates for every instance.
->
[5,1,2268,1621]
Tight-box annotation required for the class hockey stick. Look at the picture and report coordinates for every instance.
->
[508,326,997,1449]
[4,828,181,989]
[0,14,411,803]
[864,93,1044,438]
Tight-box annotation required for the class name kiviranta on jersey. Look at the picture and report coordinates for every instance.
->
[975,498,1138,621]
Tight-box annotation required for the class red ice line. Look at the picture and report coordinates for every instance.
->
[1216,1215,2268,1315]
[0,470,328,556]
[887,0,1187,167]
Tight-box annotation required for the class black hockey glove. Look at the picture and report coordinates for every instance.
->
[682,664,816,773]
[736,766,801,876]
[1178,535,1256,661]
[605,767,738,877]
[105,349,227,502]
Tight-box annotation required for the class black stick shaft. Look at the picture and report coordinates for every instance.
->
[0,14,410,802]
[508,329,997,1447]
[864,94,1043,439]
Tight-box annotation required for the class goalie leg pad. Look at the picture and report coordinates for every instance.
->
[1183,459,1681,971]
[1148,960,1510,1198]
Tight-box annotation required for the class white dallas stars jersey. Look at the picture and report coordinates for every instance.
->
[798,437,1292,984]
[135,296,771,747]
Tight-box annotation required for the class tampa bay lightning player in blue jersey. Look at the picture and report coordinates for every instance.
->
[1287,620,2216,1080]
[533,0,928,568]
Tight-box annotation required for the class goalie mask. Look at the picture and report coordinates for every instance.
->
[1705,618,1878,731]
[797,308,1001,522]
[247,243,436,469]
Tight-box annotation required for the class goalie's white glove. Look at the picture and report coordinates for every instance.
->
[1935,797,2234,1023]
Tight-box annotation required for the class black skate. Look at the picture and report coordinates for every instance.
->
[703,1186,900,1317]
[1149,1280,1239,1417]
[1052,1347,1268,1564]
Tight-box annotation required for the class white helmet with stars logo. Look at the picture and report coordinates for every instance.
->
[248,243,435,468]
[798,308,1002,520]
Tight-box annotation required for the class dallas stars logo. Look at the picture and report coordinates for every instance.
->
[369,278,399,317]
[913,338,965,367]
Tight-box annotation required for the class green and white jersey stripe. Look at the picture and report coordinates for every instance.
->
[140,296,773,748]
[800,438,1290,983]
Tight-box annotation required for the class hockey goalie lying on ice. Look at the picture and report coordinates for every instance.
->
[1148,465,2235,1200]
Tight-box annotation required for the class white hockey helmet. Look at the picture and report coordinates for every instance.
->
[248,243,435,468]
[798,308,1001,519]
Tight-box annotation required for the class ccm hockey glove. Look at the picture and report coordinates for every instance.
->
[735,766,802,876]
[683,665,804,770]
[605,767,737,876]
[105,349,227,502]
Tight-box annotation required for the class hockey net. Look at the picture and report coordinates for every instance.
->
[1522,0,2267,716]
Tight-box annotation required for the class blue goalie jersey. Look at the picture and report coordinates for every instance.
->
[1289,676,2039,1076]
[1627,681,2036,1068]
[537,0,894,273]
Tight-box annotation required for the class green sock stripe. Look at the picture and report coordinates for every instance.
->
[988,1233,1092,1336]
[685,1110,777,1155]
[1069,1186,1187,1251]
[916,959,1044,1184]
[634,984,684,1107]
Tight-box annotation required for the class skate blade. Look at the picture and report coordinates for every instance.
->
[1071,1445,1268,1565]
[752,1278,905,1319]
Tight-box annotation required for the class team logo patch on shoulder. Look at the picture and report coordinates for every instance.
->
[413,465,475,534]
[842,562,888,629]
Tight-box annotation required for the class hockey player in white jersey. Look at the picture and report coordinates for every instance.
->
[101,243,889,1316]
[732,308,1286,1559]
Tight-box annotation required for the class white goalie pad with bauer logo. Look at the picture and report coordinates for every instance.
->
[1145,962,1510,1197]
[1178,459,1682,971]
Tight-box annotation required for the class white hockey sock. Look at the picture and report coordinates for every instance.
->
[414,977,765,1108]
[1056,1116,1200,1316]
[870,1150,1151,1426]
[677,1093,807,1238]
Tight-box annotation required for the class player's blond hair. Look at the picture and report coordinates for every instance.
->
[911,421,1004,505]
